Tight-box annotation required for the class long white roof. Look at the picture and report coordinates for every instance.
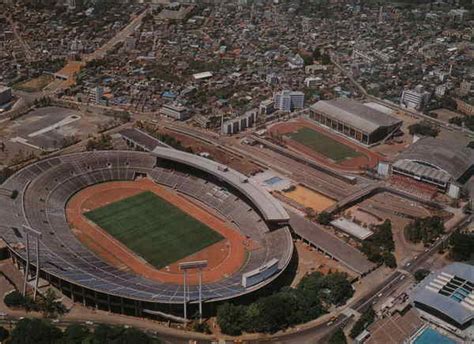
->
[152,147,289,222]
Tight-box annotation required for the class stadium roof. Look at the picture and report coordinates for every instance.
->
[310,99,402,134]
[152,147,289,222]
[412,262,474,327]
[119,128,170,152]
[396,136,474,182]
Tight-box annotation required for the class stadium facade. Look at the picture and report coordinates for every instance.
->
[309,98,402,145]
[391,136,474,198]
[0,149,293,318]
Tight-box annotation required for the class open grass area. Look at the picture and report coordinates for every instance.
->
[84,191,223,269]
[13,75,53,92]
[288,127,362,162]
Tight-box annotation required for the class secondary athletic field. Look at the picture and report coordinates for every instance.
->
[269,119,381,171]
[84,191,224,269]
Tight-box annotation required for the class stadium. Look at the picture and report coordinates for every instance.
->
[0,148,293,319]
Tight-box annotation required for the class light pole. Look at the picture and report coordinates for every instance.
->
[22,225,42,300]
[179,260,208,322]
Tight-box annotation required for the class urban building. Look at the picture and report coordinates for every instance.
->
[400,85,431,110]
[160,103,189,120]
[0,86,12,105]
[309,98,402,145]
[273,90,305,112]
[221,109,257,135]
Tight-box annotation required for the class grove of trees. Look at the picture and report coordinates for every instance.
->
[405,216,444,244]
[361,220,397,268]
[217,271,353,335]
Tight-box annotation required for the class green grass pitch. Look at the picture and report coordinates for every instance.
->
[288,127,362,162]
[84,191,224,269]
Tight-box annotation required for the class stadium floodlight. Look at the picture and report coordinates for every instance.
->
[22,225,42,301]
[179,260,208,321]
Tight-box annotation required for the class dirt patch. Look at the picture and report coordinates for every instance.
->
[66,179,249,285]
[284,185,336,212]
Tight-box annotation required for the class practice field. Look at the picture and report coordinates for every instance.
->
[288,127,361,162]
[84,191,224,269]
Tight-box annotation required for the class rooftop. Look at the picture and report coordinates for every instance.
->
[396,136,474,182]
[152,147,289,223]
[412,262,474,327]
[310,98,403,134]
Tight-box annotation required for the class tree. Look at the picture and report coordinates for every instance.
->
[317,211,332,225]
[408,121,439,137]
[0,326,9,342]
[4,291,28,309]
[449,232,474,261]
[216,303,248,336]
[9,318,62,344]
[414,269,430,282]
[86,134,113,151]
[349,307,375,339]
[40,289,67,318]
[328,328,347,344]
[62,324,90,344]
[405,217,444,244]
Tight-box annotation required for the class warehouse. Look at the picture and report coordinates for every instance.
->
[309,98,402,145]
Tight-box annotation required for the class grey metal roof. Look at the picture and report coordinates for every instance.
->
[396,136,474,181]
[152,147,289,222]
[412,262,474,327]
[310,98,402,134]
[119,128,170,151]
[289,212,376,275]
[393,159,452,183]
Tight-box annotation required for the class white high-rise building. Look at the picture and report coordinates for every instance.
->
[273,90,305,112]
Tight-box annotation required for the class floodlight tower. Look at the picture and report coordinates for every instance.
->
[179,260,208,322]
[22,225,42,301]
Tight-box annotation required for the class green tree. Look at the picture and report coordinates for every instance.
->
[328,328,347,344]
[349,307,375,339]
[0,326,9,342]
[317,211,332,225]
[449,232,474,261]
[62,324,90,343]
[216,303,248,336]
[10,318,62,344]
[414,269,430,282]
[40,289,67,318]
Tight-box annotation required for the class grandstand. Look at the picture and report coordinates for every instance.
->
[0,149,293,318]
[391,136,474,199]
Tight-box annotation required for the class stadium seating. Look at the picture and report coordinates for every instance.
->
[0,151,293,305]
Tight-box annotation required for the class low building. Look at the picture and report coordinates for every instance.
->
[0,86,12,105]
[221,109,257,135]
[411,262,474,331]
[160,103,189,120]
[455,98,474,116]
[259,99,275,116]
[309,98,403,145]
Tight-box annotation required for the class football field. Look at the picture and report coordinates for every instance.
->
[288,127,361,162]
[84,191,223,269]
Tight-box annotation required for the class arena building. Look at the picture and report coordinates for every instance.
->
[411,263,473,331]
[391,136,474,198]
[309,98,402,145]
[0,149,293,319]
